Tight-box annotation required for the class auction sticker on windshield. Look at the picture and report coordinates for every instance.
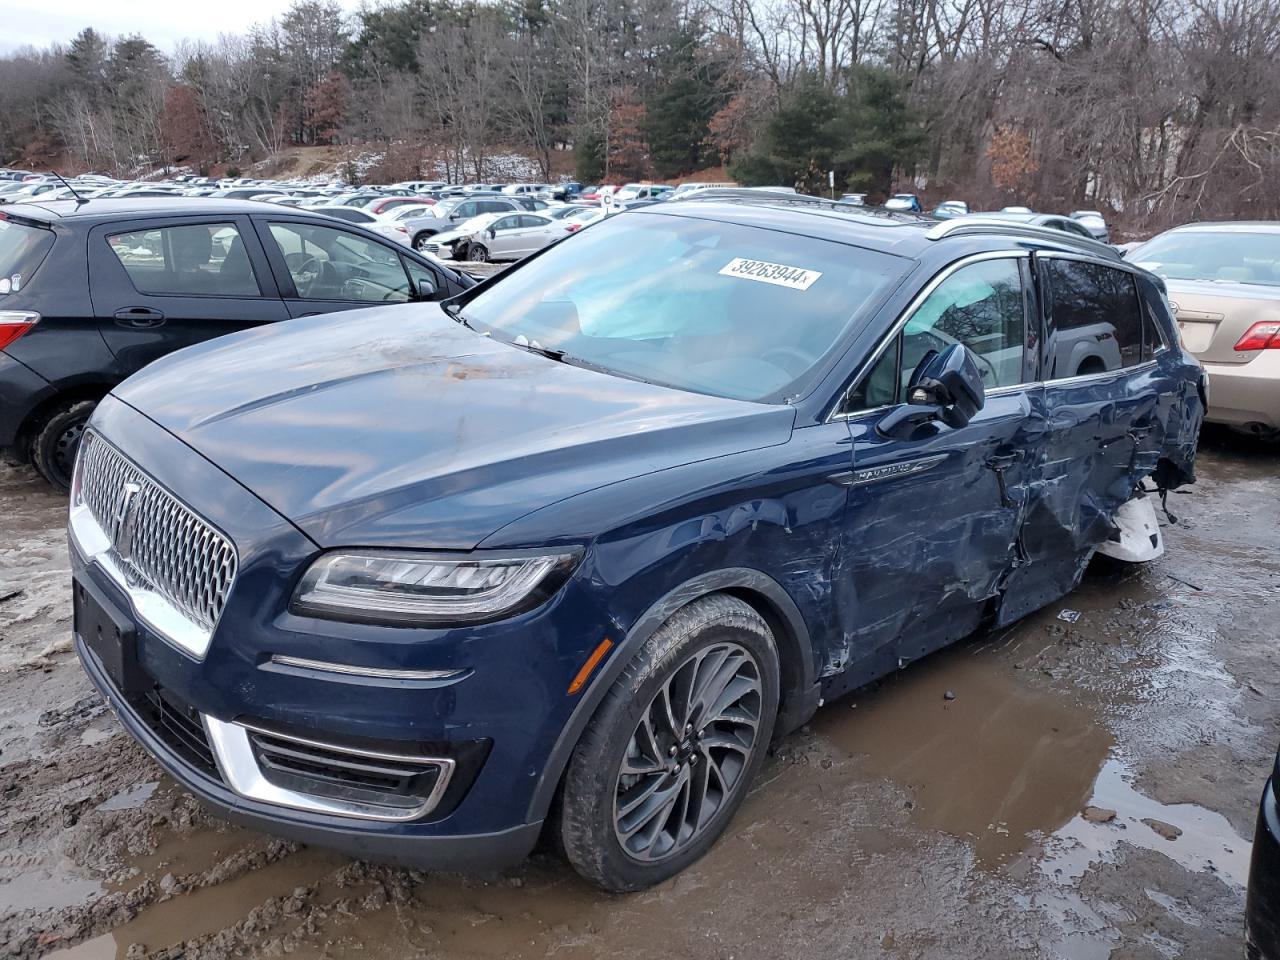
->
[719,257,822,290]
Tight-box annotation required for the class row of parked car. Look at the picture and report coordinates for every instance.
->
[4,182,1279,942]
[840,194,1113,243]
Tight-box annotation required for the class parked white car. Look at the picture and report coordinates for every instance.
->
[670,182,736,198]
[310,206,413,246]
[562,208,608,233]
[423,211,564,262]
[502,183,549,196]
[392,180,447,193]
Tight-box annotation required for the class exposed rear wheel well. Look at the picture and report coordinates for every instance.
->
[17,384,112,452]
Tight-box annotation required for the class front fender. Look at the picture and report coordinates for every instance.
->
[523,565,819,824]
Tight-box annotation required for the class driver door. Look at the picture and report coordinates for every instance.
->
[255,218,422,318]
[829,255,1043,690]
[486,214,526,258]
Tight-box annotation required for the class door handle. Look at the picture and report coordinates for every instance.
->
[985,452,1022,508]
[113,307,166,328]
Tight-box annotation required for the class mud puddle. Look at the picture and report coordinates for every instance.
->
[46,847,346,960]
[812,643,1114,867]
[3,440,1278,959]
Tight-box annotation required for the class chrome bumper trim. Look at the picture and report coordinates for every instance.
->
[203,716,456,822]
[268,654,464,682]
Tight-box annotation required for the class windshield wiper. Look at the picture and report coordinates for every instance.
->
[442,301,481,331]
[503,337,657,384]
[507,335,567,362]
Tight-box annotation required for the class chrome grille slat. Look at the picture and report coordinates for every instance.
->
[77,433,238,634]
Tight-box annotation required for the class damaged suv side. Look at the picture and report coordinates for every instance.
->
[69,195,1204,892]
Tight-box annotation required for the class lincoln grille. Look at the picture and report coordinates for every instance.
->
[76,432,238,634]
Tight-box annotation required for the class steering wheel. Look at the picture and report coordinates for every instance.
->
[288,254,324,297]
[758,345,813,378]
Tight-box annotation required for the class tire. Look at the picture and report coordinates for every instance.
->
[466,243,489,263]
[557,593,779,891]
[30,399,97,492]
[412,232,434,252]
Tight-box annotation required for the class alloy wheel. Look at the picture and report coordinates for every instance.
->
[612,642,763,862]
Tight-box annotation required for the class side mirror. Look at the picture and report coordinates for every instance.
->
[877,343,986,439]
[415,277,436,300]
[486,227,496,239]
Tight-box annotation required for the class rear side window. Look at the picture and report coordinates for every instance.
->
[1042,259,1143,378]
[107,223,261,297]
[0,219,55,293]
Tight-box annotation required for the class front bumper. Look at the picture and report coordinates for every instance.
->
[67,396,617,869]
[426,240,461,260]
[1248,777,1280,959]
[1202,354,1280,431]
[76,628,540,869]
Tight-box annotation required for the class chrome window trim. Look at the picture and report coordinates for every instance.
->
[204,716,456,822]
[830,248,1168,422]
[832,383,1031,425]
[1043,359,1158,387]
[1031,247,1147,276]
[826,251,1032,422]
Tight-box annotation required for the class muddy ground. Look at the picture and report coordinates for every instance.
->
[1,428,1277,960]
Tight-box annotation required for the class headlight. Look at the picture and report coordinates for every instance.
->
[291,549,580,626]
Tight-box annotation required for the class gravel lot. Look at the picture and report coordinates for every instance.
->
[1,428,1277,960]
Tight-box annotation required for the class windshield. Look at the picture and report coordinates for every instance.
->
[0,219,54,292]
[1132,231,1280,286]
[460,211,907,402]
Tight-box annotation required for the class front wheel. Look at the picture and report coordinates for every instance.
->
[31,399,97,491]
[465,243,489,263]
[412,232,435,252]
[557,594,779,891]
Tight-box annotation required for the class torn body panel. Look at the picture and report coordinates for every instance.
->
[824,390,1037,699]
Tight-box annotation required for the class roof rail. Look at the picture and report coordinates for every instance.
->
[674,188,929,221]
[926,217,1121,259]
[678,188,833,205]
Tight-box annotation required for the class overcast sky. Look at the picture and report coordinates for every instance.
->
[0,0,367,55]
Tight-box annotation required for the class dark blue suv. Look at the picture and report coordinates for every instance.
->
[69,195,1204,890]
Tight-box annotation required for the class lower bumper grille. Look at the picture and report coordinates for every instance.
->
[135,686,219,780]
[246,727,449,815]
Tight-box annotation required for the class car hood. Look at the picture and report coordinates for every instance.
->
[113,305,795,549]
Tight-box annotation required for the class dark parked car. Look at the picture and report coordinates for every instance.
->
[1249,746,1280,958]
[68,195,1203,892]
[0,199,474,489]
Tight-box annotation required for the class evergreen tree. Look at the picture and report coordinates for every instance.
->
[643,26,725,178]
[730,67,923,196]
